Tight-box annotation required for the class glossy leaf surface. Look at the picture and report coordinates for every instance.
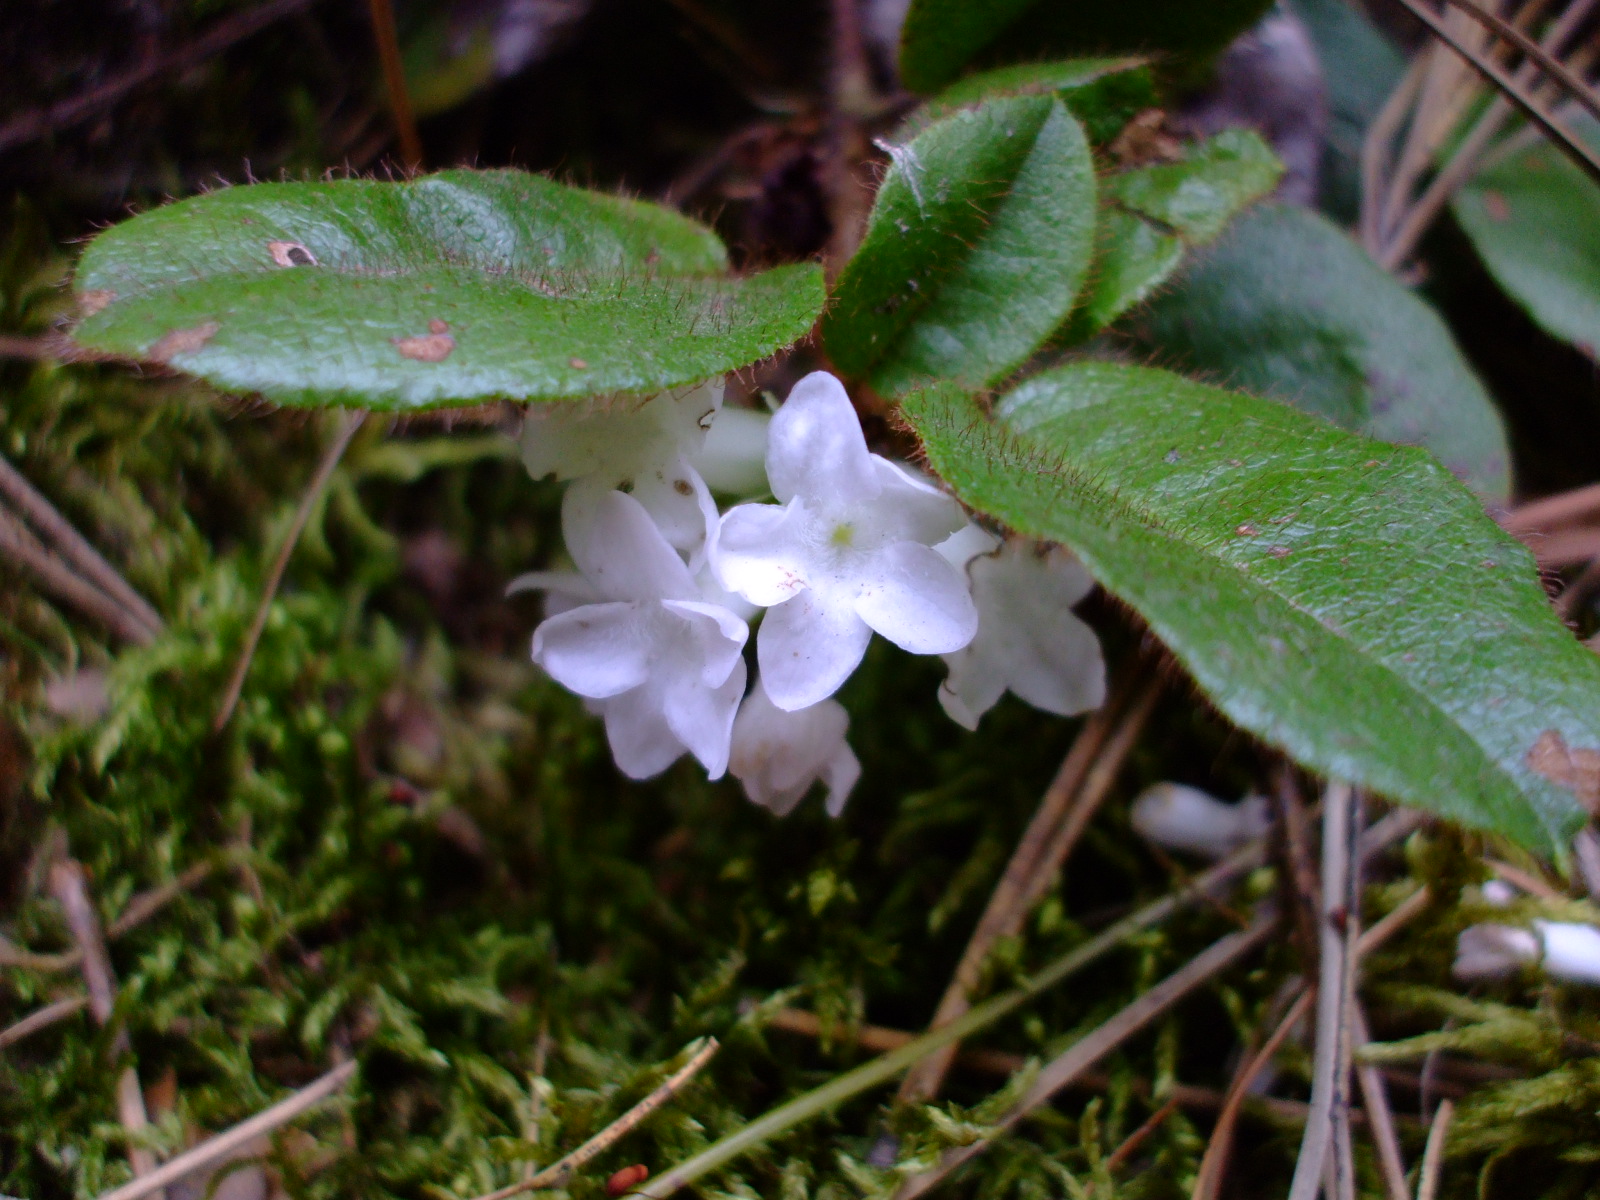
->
[920,57,1155,144]
[72,170,824,410]
[824,96,1096,395]
[905,364,1600,852]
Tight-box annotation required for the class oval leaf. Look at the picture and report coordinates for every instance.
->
[905,364,1600,853]
[1455,120,1600,361]
[919,56,1156,145]
[70,169,824,410]
[824,96,1096,395]
[1129,203,1511,503]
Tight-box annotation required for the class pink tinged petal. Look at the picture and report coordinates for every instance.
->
[765,372,879,505]
[660,599,750,687]
[853,541,978,655]
[562,482,695,602]
[758,591,873,711]
[868,458,969,545]
[713,500,812,606]
[661,657,747,779]
[532,603,652,698]
[601,686,687,779]
[823,743,862,817]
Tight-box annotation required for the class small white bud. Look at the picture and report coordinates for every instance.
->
[1454,924,1540,981]
[1129,783,1271,861]
[1534,921,1600,985]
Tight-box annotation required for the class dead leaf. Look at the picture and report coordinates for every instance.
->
[393,333,455,362]
[148,321,221,363]
[1526,729,1600,813]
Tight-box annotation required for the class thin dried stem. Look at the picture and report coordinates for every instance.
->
[1103,1097,1181,1175]
[1416,1098,1456,1200]
[894,911,1280,1200]
[0,994,89,1050]
[1440,0,1600,125]
[215,411,366,730]
[898,669,1158,1105]
[1287,781,1357,1200]
[1362,55,1429,254]
[1503,480,1600,533]
[48,860,160,1186]
[1352,1003,1411,1200]
[93,1061,358,1200]
[365,0,423,169]
[0,452,163,637]
[0,506,155,645]
[1191,987,1314,1200]
[0,0,317,154]
[473,1039,719,1200]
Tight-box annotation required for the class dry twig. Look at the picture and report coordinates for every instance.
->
[0,994,90,1051]
[365,0,423,169]
[0,506,156,646]
[1416,1098,1456,1200]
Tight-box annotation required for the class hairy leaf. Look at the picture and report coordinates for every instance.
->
[899,0,1273,94]
[1455,120,1600,362]
[70,170,824,410]
[824,96,1096,395]
[919,57,1156,144]
[1130,203,1510,502]
[905,364,1600,852]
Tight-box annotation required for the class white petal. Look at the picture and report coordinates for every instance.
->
[1454,924,1540,981]
[532,603,651,698]
[1535,921,1600,984]
[507,569,596,619]
[661,599,749,687]
[868,458,969,546]
[693,407,771,495]
[937,667,1003,732]
[934,522,1002,570]
[1130,783,1266,860]
[758,591,873,710]
[823,743,862,817]
[601,686,687,779]
[562,482,695,602]
[631,457,716,557]
[713,500,811,607]
[729,679,853,815]
[662,657,747,779]
[853,541,978,655]
[521,383,721,486]
[765,372,879,505]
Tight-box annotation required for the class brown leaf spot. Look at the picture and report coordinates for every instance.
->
[1235,523,1259,537]
[393,333,455,362]
[606,1165,650,1196]
[268,241,317,267]
[427,318,449,335]
[148,321,220,363]
[78,289,115,315]
[1526,729,1600,813]
[1267,545,1291,558]
[569,357,589,369]
[1483,190,1511,222]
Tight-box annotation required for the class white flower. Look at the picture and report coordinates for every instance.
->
[1454,920,1600,985]
[530,483,748,779]
[935,531,1106,730]
[1130,783,1271,860]
[691,406,771,496]
[729,677,861,817]
[521,379,723,554]
[712,372,977,711]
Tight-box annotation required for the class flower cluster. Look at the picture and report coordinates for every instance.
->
[514,371,1106,816]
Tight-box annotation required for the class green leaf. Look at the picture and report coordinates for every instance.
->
[905,364,1600,853]
[823,96,1096,395]
[1454,118,1600,361]
[899,0,1273,94]
[70,169,824,411]
[1068,129,1283,337]
[919,57,1156,144]
[1129,203,1511,503]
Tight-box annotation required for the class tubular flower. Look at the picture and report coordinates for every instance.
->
[934,529,1106,729]
[530,482,748,779]
[521,379,723,554]
[712,371,977,711]
[729,677,861,817]
[1129,782,1271,860]
[1455,920,1600,985]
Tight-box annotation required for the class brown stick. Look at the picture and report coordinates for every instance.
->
[214,411,365,730]
[468,1039,719,1200]
[822,0,875,273]
[0,506,155,645]
[894,911,1279,1199]
[1103,1096,1181,1175]
[1503,481,1600,534]
[0,994,90,1050]
[1416,1098,1455,1200]
[1351,1003,1411,1200]
[0,452,163,637]
[48,860,160,1185]
[365,0,423,169]
[0,0,318,154]
[93,1060,358,1200]
[897,670,1160,1106]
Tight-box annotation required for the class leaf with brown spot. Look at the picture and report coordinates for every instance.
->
[393,333,455,362]
[148,321,220,363]
[427,318,449,334]
[79,290,115,315]
[268,240,317,266]
[1526,730,1600,815]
